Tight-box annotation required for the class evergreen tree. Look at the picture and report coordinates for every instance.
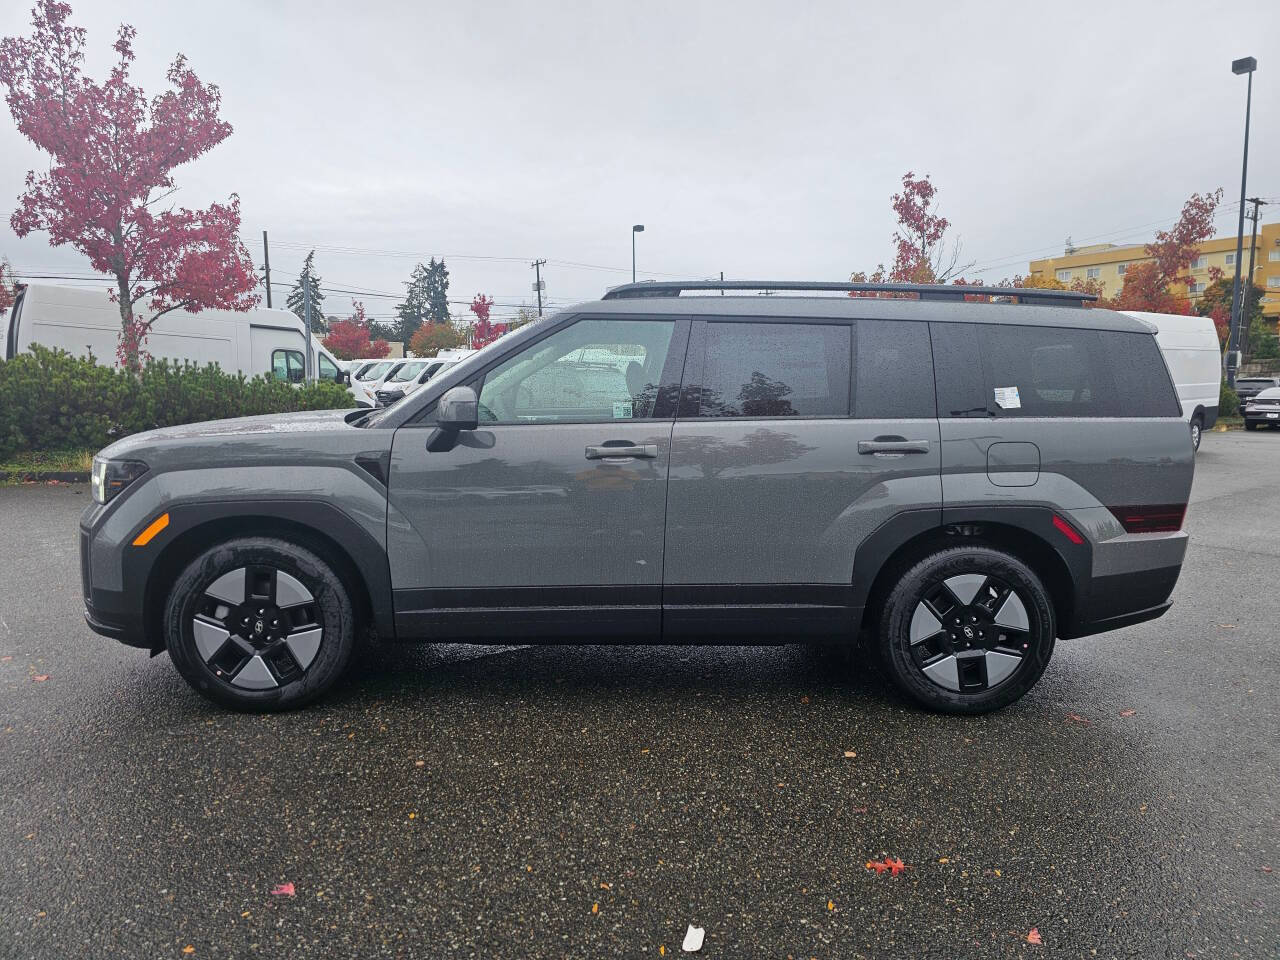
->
[425,257,451,325]
[394,261,431,348]
[287,250,325,330]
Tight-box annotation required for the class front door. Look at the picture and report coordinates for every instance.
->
[662,316,942,638]
[387,316,689,640]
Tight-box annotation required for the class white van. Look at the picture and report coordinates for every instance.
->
[3,283,347,385]
[1123,311,1220,451]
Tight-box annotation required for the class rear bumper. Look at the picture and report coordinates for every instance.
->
[1062,564,1182,639]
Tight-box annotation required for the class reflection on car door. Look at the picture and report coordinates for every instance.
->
[387,316,689,641]
[663,317,942,638]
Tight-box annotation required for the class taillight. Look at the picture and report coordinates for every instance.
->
[1107,504,1186,534]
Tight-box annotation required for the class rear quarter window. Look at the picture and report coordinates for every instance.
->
[976,324,1118,418]
[1098,331,1182,417]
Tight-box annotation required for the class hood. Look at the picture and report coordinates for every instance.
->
[99,408,359,460]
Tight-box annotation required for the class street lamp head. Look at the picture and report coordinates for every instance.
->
[633,224,645,233]
[1232,56,1257,75]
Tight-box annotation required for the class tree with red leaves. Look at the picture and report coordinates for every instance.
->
[1099,189,1223,315]
[322,301,389,361]
[469,293,507,349]
[0,1,259,370]
[851,172,973,294]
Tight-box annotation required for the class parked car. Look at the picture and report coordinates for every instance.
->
[80,279,1193,715]
[5,282,348,384]
[1234,376,1280,407]
[374,359,458,406]
[348,358,397,407]
[350,359,410,407]
[1242,386,1280,429]
[1125,311,1220,451]
[370,359,431,407]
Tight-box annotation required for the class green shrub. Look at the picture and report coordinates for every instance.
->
[0,346,353,459]
[1220,380,1239,419]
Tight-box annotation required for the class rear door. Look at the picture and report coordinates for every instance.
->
[662,316,941,638]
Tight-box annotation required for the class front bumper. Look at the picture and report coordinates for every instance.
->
[80,524,150,648]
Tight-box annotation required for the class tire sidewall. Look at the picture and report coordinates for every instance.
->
[164,537,355,711]
[880,546,1056,714]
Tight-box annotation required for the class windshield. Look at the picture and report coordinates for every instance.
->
[357,361,393,381]
[389,362,428,383]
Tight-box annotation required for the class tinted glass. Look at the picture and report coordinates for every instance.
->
[478,318,679,424]
[696,322,850,418]
[929,322,987,417]
[1097,331,1181,417]
[978,324,1116,418]
[854,319,935,418]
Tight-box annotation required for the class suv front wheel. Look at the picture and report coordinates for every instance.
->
[164,537,356,711]
[878,546,1055,714]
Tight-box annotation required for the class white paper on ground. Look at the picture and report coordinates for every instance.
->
[682,924,705,952]
[993,386,1021,409]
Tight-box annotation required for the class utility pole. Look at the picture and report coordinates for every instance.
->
[531,258,546,317]
[1242,197,1267,363]
[303,269,314,382]
[720,270,725,295]
[262,231,273,307]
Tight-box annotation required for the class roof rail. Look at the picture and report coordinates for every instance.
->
[601,280,1098,307]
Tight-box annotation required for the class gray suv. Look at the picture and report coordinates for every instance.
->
[79,281,1194,714]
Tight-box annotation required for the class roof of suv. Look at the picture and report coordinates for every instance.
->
[559,281,1153,334]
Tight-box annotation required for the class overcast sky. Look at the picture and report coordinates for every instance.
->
[2,0,1278,323]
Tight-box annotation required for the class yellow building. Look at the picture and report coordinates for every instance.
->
[1028,220,1280,318]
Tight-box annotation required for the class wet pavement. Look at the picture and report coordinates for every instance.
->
[0,430,1276,958]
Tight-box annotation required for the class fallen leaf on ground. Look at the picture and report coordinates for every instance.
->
[414,760,424,767]
[591,902,599,914]
[800,696,810,704]
[1119,708,1137,717]
[827,900,834,910]
[659,946,665,956]
[182,947,195,955]
[270,883,295,897]
[1263,866,1273,874]
[865,858,905,875]
[1065,712,1091,725]
[0,656,11,662]
[31,675,50,683]
[1027,927,1043,945]
[600,882,612,889]
[843,751,856,758]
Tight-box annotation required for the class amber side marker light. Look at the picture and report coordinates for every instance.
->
[132,513,169,547]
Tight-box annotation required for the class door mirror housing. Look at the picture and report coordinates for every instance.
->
[437,385,479,431]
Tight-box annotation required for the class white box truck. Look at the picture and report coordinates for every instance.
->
[2,282,347,386]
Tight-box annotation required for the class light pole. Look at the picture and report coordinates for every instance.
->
[631,224,645,283]
[1226,55,1257,389]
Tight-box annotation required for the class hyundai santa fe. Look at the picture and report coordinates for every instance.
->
[79,280,1194,714]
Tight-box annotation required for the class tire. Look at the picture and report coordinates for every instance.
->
[1190,416,1202,451]
[164,537,357,711]
[1245,420,1258,431]
[878,546,1055,714]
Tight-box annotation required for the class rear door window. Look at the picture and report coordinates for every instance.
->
[929,323,988,417]
[976,324,1117,418]
[854,319,935,418]
[693,321,850,418]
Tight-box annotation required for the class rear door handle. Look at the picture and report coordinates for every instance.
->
[585,443,658,460]
[857,439,930,455]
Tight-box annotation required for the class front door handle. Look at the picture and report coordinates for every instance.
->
[858,438,931,455]
[585,443,658,460]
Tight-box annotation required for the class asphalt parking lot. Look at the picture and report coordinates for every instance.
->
[1,431,1277,959]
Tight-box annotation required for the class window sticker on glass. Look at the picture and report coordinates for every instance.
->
[993,386,1021,409]
[613,400,634,420]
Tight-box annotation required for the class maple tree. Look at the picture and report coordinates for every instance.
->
[1098,189,1223,314]
[0,1,259,370]
[408,321,465,358]
[469,293,507,348]
[321,301,389,361]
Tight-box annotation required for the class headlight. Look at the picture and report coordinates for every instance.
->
[91,458,149,505]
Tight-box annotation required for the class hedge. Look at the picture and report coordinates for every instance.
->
[0,346,354,459]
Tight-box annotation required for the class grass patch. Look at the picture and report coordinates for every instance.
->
[0,448,93,474]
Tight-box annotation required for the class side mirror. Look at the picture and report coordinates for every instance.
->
[437,385,479,431]
[339,370,351,385]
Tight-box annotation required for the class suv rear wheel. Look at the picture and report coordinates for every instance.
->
[1190,415,1203,451]
[878,546,1055,714]
[164,537,356,711]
